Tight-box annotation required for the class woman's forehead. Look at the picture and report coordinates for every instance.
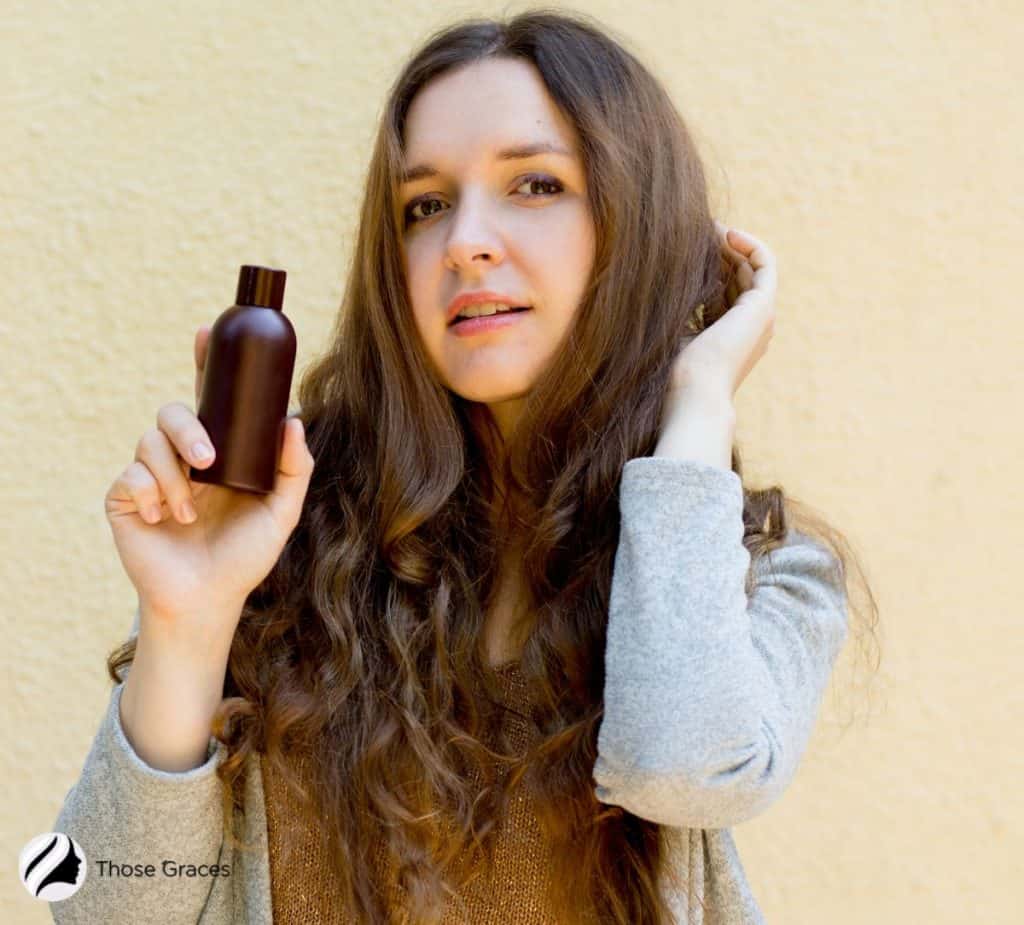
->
[402,58,579,167]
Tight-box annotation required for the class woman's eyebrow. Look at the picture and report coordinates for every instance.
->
[399,141,575,185]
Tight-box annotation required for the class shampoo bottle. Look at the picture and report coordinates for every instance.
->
[189,265,296,494]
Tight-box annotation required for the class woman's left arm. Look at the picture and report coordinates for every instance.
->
[593,227,849,829]
[592,458,849,829]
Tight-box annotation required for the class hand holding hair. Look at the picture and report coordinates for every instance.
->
[655,225,777,466]
[669,223,778,406]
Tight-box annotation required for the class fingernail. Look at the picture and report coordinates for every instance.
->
[192,442,214,462]
[180,499,197,523]
[144,505,162,524]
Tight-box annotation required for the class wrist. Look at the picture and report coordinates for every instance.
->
[665,370,734,411]
[136,599,241,669]
[653,393,736,469]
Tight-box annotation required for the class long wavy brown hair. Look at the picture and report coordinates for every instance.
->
[108,9,880,924]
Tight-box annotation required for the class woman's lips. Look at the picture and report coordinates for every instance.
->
[448,308,532,336]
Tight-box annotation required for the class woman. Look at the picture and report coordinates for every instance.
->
[54,9,877,924]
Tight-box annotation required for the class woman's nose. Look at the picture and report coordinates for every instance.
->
[443,195,505,269]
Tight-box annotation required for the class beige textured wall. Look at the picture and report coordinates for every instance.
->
[4,1,1020,922]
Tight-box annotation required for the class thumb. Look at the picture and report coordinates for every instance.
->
[264,416,314,529]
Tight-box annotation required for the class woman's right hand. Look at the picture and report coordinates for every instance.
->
[104,324,315,647]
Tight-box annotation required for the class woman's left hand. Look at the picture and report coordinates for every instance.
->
[669,222,778,404]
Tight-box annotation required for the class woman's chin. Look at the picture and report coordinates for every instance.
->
[448,380,533,405]
[470,391,531,408]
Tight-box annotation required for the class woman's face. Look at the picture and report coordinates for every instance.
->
[399,56,596,439]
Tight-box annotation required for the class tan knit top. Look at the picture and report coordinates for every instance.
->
[261,661,564,924]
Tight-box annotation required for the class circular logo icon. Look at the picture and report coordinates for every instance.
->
[19,832,87,902]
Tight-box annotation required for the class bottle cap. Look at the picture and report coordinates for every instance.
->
[235,265,286,310]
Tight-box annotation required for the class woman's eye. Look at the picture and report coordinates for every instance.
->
[512,174,564,198]
[405,198,446,224]
[403,174,564,226]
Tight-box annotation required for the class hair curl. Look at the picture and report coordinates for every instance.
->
[108,9,880,924]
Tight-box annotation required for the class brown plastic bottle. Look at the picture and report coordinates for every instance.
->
[189,265,296,494]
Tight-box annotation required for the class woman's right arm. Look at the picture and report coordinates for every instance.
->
[119,601,238,773]
[50,605,236,925]
[51,324,313,922]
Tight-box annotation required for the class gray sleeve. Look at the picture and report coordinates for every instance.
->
[50,606,230,924]
[593,456,849,829]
